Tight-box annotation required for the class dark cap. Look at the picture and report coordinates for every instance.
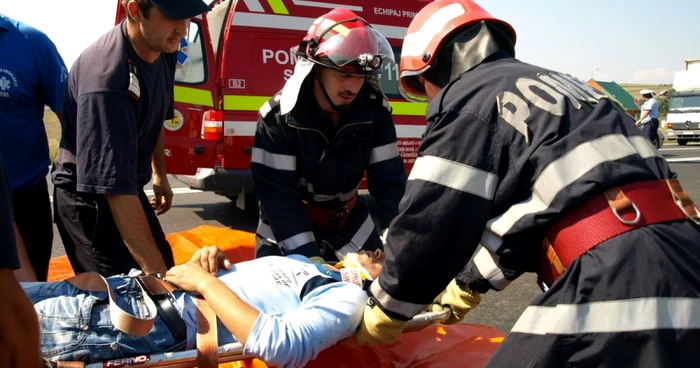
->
[151,0,211,20]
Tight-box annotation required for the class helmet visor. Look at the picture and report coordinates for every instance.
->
[314,26,394,74]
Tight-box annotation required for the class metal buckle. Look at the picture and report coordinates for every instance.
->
[674,198,700,225]
[611,201,641,225]
[536,276,550,292]
[329,205,349,229]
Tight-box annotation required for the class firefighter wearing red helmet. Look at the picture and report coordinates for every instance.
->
[250,8,407,263]
[357,1,700,366]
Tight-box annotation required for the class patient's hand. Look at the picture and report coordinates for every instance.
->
[189,246,233,275]
[165,262,216,295]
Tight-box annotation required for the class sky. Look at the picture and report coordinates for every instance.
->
[1,0,698,85]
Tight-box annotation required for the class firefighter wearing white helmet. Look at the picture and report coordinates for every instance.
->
[356,1,700,366]
[250,8,407,263]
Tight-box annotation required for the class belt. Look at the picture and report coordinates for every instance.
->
[135,275,188,344]
[303,194,358,229]
[539,179,700,290]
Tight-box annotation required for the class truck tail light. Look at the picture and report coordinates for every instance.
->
[202,110,224,140]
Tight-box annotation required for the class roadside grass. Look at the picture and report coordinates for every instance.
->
[45,110,61,163]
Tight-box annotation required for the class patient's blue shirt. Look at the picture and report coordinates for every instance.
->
[174,255,367,368]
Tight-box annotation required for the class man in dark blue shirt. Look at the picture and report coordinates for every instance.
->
[52,0,210,276]
[0,13,68,281]
[0,154,43,367]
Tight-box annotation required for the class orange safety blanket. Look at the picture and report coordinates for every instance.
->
[48,225,504,368]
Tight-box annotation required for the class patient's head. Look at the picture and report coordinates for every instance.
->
[345,249,385,279]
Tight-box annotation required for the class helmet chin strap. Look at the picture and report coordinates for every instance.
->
[314,73,350,112]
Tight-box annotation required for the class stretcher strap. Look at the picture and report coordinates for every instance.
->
[196,296,219,368]
[56,361,85,368]
[65,272,158,336]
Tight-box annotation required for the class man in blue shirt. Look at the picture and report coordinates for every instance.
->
[0,13,68,281]
[635,89,660,146]
[24,247,382,367]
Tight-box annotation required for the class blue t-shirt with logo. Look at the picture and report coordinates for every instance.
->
[0,14,67,192]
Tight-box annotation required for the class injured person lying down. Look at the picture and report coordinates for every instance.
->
[25,246,385,367]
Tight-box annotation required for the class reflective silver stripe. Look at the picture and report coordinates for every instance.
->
[369,142,400,164]
[299,177,358,202]
[278,231,316,251]
[259,101,272,117]
[251,147,296,171]
[128,71,140,98]
[473,247,511,291]
[370,280,429,319]
[256,221,276,243]
[511,297,700,335]
[334,215,375,260]
[479,229,503,253]
[488,134,661,239]
[408,155,499,200]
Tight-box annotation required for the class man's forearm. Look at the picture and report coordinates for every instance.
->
[105,194,167,275]
[0,269,42,367]
[151,127,167,177]
[198,276,260,345]
[637,111,650,123]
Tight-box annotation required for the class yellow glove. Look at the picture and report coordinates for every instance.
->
[429,279,481,325]
[355,303,408,346]
[309,256,325,264]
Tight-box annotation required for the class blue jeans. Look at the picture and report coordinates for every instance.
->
[22,275,185,363]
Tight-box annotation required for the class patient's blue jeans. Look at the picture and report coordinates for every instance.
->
[22,275,185,363]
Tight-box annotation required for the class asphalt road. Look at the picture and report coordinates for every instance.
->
[44,142,700,333]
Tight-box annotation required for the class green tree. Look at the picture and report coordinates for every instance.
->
[657,88,675,120]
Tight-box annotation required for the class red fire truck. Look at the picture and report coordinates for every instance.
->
[116,0,427,210]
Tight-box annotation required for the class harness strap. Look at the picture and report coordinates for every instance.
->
[540,179,699,289]
[195,297,219,368]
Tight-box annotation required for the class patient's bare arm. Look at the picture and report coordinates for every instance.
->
[165,262,260,345]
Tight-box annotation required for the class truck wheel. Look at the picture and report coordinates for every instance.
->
[678,140,688,146]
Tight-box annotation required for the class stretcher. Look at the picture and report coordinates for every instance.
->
[48,225,505,368]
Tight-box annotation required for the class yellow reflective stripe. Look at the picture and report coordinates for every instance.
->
[390,101,427,116]
[174,86,213,107]
[223,95,427,116]
[266,0,289,15]
[224,95,268,111]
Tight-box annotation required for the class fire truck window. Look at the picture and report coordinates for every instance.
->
[378,46,402,99]
[175,22,206,84]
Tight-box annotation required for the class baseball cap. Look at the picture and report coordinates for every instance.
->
[151,0,211,20]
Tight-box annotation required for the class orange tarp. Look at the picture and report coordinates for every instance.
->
[47,225,504,368]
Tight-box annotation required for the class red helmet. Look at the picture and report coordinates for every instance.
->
[295,8,394,75]
[399,0,516,102]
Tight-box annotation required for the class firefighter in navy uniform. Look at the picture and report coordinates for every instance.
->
[356,1,700,367]
[250,8,407,262]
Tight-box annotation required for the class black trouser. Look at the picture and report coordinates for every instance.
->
[642,118,660,145]
[13,178,53,281]
[53,186,175,276]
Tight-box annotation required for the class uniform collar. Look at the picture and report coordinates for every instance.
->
[287,84,375,130]
[0,14,12,31]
